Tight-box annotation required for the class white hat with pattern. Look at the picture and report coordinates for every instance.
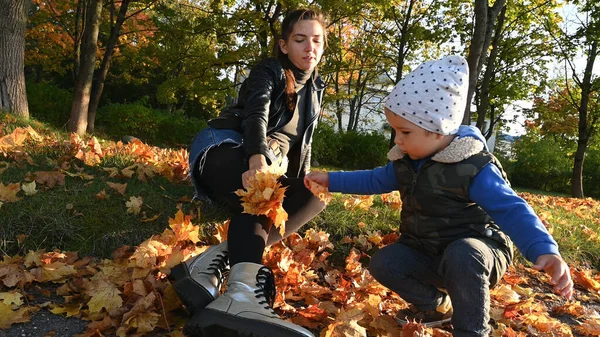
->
[385,55,469,135]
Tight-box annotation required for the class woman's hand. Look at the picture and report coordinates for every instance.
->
[532,254,573,300]
[304,171,329,190]
[242,154,268,189]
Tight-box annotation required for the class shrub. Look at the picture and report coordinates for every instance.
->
[156,111,207,147]
[96,101,161,143]
[26,82,72,126]
[312,123,342,166]
[312,123,389,170]
[96,101,207,147]
[338,131,389,169]
[509,134,572,194]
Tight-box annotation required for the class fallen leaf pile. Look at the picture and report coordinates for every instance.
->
[1,209,599,336]
[2,117,600,336]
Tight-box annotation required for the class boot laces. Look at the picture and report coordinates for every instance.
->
[254,266,277,313]
[206,251,229,287]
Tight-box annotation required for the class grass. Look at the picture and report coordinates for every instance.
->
[2,112,600,272]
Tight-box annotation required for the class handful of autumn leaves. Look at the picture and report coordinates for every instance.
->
[235,168,332,238]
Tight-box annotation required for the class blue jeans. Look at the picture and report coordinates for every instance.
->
[368,238,511,337]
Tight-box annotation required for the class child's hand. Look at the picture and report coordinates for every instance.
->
[304,171,329,190]
[532,254,573,299]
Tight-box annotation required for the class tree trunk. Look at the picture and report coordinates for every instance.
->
[69,0,103,135]
[73,0,85,82]
[571,39,597,198]
[463,0,506,125]
[87,0,131,133]
[389,0,414,149]
[0,0,30,118]
[476,5,506,133]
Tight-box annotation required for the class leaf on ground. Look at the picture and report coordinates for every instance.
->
[0,292,24,306]
[126,196,143,215]
[21,181,38,196]
[86,276,123,314]
[168,210,200,243]
[107,182,127,195]
[30,261,77,283]
[50,303,82,317]
[0,182,21,202]
[35,171,66,188]
[572,268,600,291]
[0,302,37,329]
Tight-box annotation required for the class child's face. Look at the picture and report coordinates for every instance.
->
[385,108,446,160]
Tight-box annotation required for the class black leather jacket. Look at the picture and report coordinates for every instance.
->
[208,57,326,177]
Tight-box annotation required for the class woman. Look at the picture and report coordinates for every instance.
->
[170,9,327,337]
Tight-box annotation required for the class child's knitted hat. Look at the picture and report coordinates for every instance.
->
[384,55,469,135]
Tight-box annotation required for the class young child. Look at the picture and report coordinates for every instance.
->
[304,55,573,337]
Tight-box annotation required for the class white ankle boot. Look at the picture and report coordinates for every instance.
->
[184,262,314,337]
[170,241,229,314]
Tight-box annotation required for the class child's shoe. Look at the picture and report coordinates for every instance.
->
[396,295,453,328]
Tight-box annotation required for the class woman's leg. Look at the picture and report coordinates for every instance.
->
[199,145,325,265]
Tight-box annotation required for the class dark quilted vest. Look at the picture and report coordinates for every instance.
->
[393,151,513,257]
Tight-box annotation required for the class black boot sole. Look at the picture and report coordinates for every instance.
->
[170,262,216,314]
[184,308,314,337]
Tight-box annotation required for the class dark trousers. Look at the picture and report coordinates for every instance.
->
[368,238,512,337]
[198,144,326,266]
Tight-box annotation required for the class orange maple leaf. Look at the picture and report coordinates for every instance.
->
[168,210,200,244]
[0,182,21,202]
[307,179,332,204]
[235,170,288,236]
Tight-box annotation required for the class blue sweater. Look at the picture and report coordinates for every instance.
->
[329,126,559,263]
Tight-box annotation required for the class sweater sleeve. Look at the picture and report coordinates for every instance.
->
[328,162,398,195]
[470,164,560,263]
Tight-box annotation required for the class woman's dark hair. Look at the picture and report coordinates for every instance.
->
[275,9,327,110]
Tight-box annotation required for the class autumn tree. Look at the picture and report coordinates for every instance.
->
[86,0,158,133]
[543,0,600,198]
[462,0,507,125]
[0,0,31,118]
[473,0,562,139]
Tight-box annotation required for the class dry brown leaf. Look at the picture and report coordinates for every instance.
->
[107,182,127,195]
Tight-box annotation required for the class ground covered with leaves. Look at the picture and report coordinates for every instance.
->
[2,114,600,336]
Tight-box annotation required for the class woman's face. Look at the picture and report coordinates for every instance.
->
[279,20,325,71]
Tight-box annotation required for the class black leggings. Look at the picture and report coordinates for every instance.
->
[198,144,326,266]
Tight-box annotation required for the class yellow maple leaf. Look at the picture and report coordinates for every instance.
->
[322,307,366,337]
[235,170,288,235]
[0,182,21,202]
[0,302,37,329]
[86,276,123,314]
[168,210,200,243]
[126,196,143,215]
[50,303,82,317]
[30,261,77,283]
[0,292,24,306]
[21,181,37,196]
